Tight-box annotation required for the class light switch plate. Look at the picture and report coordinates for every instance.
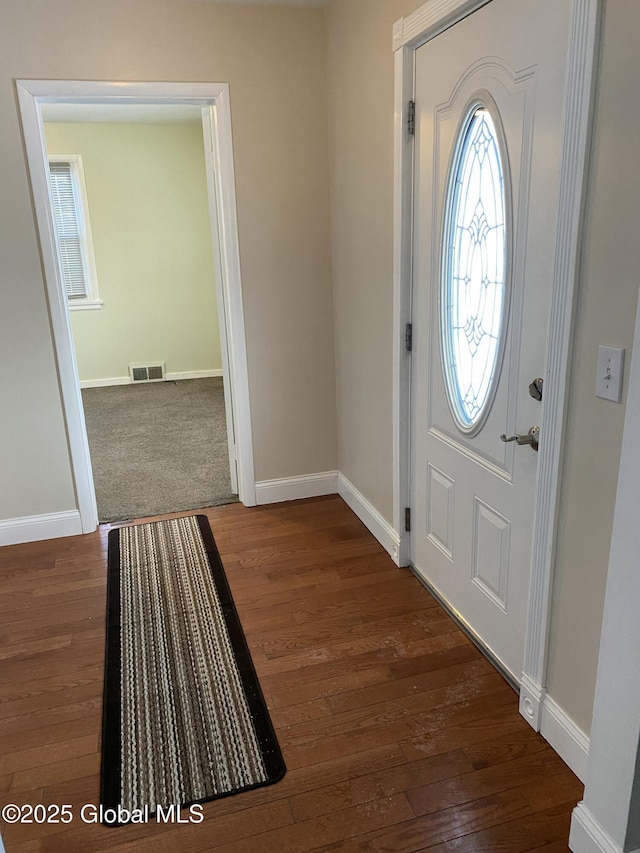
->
[596,345,625,402]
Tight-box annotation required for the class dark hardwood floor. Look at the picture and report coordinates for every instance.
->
[0,495,582,852]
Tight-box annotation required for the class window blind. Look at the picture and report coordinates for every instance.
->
[48,162,88,299]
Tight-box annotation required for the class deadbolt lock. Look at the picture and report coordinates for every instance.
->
[528,377,544,401]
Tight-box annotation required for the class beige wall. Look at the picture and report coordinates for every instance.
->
[45,121,222,383]
[327,0,425,521]
[327,0,638,736]
[545,0,640,733]
[0,0,336,522]
[4,0,637,739]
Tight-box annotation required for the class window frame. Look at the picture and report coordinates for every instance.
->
[439,94,512,437]
[48,153,102,311]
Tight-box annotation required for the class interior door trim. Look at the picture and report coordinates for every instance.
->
[16,80,258,532]
[392,0,602,731]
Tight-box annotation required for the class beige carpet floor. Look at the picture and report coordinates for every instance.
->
[81,378,237,523]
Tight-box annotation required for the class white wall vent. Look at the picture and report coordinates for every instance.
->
[128,363,166,383]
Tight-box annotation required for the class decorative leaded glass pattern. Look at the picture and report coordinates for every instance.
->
[442,106,507,430]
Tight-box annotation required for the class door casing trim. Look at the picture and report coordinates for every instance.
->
[16,80,257,532]
[392,0,601,730]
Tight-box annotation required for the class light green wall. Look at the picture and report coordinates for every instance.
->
[44,121,222,382]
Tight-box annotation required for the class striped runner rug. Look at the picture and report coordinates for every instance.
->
[101,515,285,820]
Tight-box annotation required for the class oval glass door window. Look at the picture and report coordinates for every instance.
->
[442,104,508,432]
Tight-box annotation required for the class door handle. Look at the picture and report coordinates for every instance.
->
[500,425,540,452]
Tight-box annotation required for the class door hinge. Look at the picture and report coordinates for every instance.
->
[404,507,411,532]
[407,100,416,136]
[405,323,413,352]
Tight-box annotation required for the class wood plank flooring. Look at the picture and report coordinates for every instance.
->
[0,496,582,852]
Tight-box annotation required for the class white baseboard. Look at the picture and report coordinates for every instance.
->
[79,369,223,389]
[79,376,130,388]
[569,803,626,853]
[255,472,338,505]
[337,473,401,565]
[0,510,83,547]
[540,695,590,782]
[166,369,223,381]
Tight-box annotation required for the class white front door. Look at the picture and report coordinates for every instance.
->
[410,0,572,682]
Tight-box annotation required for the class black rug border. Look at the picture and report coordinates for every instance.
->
[101,514,286,823]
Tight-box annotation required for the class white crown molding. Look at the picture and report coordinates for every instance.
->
[0,511,82,547]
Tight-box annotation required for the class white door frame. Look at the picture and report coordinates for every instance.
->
[17,80,257,532]
[392,0,601,729]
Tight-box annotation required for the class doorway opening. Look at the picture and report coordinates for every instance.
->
[17,81,257,532]
[42,106,236,522]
